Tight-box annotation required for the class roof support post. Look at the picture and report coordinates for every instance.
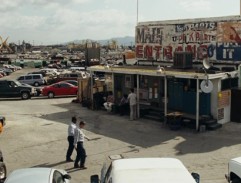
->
[196,78,200,131]
[164,76,167,117]
[137,74,140,118]
[90,71,93,110]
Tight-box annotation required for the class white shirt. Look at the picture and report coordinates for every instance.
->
[128,92,137,105]
[68,122,76,136]
[74,128,86,145]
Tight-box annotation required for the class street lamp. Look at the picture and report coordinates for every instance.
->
[137,0,139,24]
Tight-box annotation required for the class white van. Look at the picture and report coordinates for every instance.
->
[91,158,200,183]
[226,157,241,183]
[17,74,46,87]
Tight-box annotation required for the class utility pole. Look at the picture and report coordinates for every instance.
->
[137,0,139,24]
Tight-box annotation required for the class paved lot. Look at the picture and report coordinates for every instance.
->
[0,69,241,183]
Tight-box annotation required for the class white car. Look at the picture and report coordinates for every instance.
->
[91,157,200,183]
[226,157,241,183]
[4,168,71,183]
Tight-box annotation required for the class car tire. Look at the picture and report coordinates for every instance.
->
[34,82,39,87]
[0,162,7,183]
[48,92,54,98]
[21,92,30,100]
[232,178,241,183]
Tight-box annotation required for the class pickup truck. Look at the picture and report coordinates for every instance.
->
[0,80,35,100]
[226,157,241,183]
[91,157,200,183]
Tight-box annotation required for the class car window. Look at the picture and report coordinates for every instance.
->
[53,84,59,88]
[25,76,32,80]
[60,83,70,88]
[18,76,24,80]
[33,75,40,79]
[52,170,64,183]
[70,74,78,77]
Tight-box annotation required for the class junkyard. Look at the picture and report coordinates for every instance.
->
[0,68,241,183]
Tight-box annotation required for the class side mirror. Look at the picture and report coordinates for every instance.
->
[191,172,200,183]
[90,174,99,183]
[63,174,71,180]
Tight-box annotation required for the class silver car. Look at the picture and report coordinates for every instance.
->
[4,168,71,183]
[17,74,46,87]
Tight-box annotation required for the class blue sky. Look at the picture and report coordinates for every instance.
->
[0,0,240,45]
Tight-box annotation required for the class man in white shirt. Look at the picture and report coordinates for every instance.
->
[128,88,137,120]
[74,121,90,169]
[66,116,77,162]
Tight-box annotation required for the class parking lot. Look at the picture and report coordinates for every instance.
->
[1,68,241,183]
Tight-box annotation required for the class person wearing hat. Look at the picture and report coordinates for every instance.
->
[74,120,90,169]
[66,116,77,162]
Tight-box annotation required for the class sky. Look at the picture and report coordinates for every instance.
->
[0,0,240,45]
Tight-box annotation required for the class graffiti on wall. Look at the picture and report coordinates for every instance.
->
[136,20,241,62]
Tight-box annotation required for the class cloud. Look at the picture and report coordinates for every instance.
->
[178,0,211,12]
[0,0,23,11]
[0,0,137,44]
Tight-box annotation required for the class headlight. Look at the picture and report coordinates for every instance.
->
[31,88,35,94]
[0,162,6,180]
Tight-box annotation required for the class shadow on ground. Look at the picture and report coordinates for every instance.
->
[38,101,241,155]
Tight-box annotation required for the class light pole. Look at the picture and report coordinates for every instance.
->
[137,0,139,24]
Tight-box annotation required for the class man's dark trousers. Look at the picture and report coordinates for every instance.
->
[66,136,74,160]
[74,142,86,167]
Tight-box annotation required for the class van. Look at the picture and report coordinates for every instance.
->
[91,157,200,183]
[226,157,241,183]
[17,74,46,87]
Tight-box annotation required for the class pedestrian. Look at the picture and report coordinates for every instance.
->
[74,120,90,169]
[119,94,129,116]
[66,116,77,162]
[103,91,115,112]
[128,88,137,120]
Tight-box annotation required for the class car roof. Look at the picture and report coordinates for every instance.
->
[5,168,53,183]
[111,158,196,183]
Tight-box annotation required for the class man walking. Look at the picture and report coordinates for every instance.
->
[74,121,90,169]
[128,88,137,120]
[66,116,77,162]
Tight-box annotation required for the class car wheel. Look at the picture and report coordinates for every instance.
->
[232,178,241,183]
[21,92,30,100]
[0,162,7,183]
[48,92,54,98]
[34,82,39,87]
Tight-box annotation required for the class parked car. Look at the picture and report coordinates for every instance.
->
[0,80,36,100]
[0,68,12,75]
[49,72,87,84]
[28,71,46,77]
[21,83,42,96]
[226,157,241,183]
[91,157,200,183]
[17,74,46,87]
[42,82,78,98]
[4,168,71,183]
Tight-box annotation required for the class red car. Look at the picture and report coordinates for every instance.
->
[42,82,78,98]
